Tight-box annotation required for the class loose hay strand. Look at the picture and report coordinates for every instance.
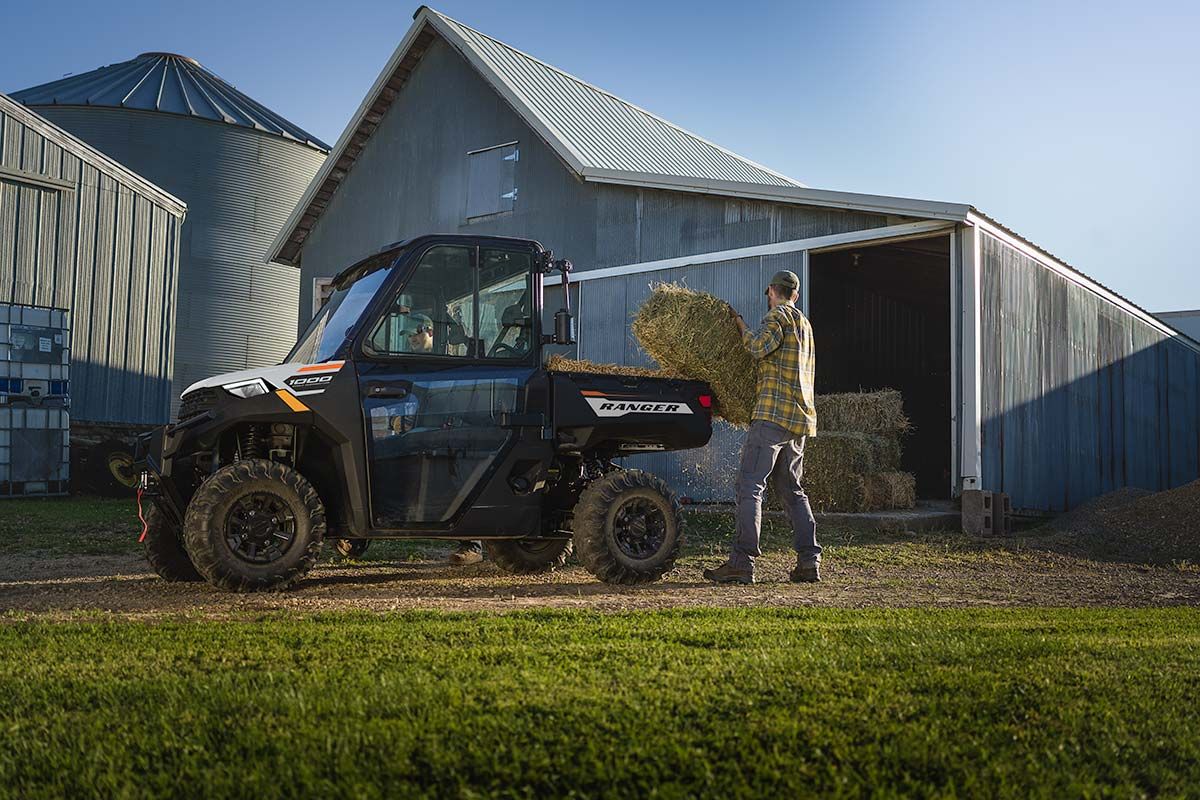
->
[545,354,685,379]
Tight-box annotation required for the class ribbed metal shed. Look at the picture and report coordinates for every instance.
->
[13,53,329,152]
[14,55,329,414]
[0,92,184,426]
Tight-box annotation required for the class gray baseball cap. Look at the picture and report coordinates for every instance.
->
[769,270,800,291]
[402,313,433,335]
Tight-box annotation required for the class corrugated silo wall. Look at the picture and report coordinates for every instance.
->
[28,108,326,414]
[979,232,1200,511]
[0,105,182,425]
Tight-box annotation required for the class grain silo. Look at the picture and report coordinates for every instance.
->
[12,53,330,417]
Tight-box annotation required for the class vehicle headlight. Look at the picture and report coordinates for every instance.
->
[223,379,270,399]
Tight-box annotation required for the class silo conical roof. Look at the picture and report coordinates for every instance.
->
[11,52,329,152]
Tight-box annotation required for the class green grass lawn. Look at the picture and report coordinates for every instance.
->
[2,608,1198,799]
[0,496,138,558]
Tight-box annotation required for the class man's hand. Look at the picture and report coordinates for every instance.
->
[726,303,748,335]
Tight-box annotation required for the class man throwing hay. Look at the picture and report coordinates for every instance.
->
[703,270,821,585]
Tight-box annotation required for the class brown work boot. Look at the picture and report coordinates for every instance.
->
[789,563,821,583]
[447,544,483,565]
[703,560,754,585]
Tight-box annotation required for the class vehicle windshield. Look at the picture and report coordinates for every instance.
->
[287,261,396,364]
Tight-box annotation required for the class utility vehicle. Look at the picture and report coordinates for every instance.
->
[137,235,713,591]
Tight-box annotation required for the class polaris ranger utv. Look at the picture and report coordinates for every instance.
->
[137,235,713,592]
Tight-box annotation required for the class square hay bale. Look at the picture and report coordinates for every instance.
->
[815,390,910,435]
[863,471,917,510]
[768,434,908,513]
[631,283,756,425]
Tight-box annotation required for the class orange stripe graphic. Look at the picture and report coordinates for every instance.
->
[276,390,310,412]
[297,361,344,373]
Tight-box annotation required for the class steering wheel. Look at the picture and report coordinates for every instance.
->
[488,340,527,358]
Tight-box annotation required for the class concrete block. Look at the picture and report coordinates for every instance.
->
[962,489,1011,536]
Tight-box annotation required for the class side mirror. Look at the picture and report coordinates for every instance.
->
[542,252,576,346]
[554,309,575,346]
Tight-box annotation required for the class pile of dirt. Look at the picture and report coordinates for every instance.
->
[1042,482,1200,565]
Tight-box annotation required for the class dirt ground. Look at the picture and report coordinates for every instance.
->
[3,525,1198,620]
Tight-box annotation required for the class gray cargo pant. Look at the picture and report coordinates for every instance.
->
[731,420,820,570]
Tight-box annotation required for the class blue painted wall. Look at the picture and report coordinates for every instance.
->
[980,232,1200,511]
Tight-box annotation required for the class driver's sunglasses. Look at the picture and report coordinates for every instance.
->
[409,324,432,335]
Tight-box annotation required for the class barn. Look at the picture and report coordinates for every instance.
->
[269,6,1200,513]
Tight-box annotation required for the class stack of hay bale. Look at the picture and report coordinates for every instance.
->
[805,392,915,512]
[625,282,916,512]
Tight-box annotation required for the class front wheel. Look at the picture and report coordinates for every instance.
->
[142,502,203,582]
[486,538,573,574]
[573,470,684,585]
[183,459,325,592]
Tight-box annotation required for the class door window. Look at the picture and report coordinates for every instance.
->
[366,377,520,524]
[477,249,534,359]
[366,245,475,357]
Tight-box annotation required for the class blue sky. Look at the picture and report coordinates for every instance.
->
[4,0,1197,312]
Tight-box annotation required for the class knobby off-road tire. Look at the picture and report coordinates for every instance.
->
[142,502,203,582]
[334,539,370,558]
[183,459,325,592]
[573,470,684,585]
[486,538,573,574]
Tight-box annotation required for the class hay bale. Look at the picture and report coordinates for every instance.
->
[863,472,917,510]
[631,283,756,425]
[815,390,910,435]
[801,433,881,513]
[766,435,911,513]
[545,354,685,379]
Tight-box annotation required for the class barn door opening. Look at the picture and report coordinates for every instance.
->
[807,235,953,499]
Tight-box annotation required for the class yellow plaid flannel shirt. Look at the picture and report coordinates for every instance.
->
[742,302,817,437]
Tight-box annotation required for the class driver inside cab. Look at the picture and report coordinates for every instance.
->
[403,313,434,353]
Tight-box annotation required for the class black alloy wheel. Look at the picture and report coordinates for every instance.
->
[225,493,297,564]
[611,497,668,560]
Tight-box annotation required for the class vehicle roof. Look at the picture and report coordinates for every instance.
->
[332,233,548,288]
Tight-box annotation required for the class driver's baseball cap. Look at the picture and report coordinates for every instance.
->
[403,313,433,335]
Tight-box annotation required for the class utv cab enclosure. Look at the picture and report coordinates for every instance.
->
[137,235,713,591]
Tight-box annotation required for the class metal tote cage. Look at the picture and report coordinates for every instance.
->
[0,303,70,497]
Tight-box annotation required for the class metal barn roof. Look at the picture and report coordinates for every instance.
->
[432,12,802,188]
[11,52,330,152]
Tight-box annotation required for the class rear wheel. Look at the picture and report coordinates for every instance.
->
[486,538,573,574]
[183,459,325,592]
[573,470,684,585]
[142,502,203,582]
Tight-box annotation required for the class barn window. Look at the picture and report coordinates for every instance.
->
[466,142,518,220]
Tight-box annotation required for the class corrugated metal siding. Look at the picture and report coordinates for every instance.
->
[433,12,800,187]
[980,232,1200,511]
[0,104,181,425]
[31,107,326,413]
[296,36,890,332]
